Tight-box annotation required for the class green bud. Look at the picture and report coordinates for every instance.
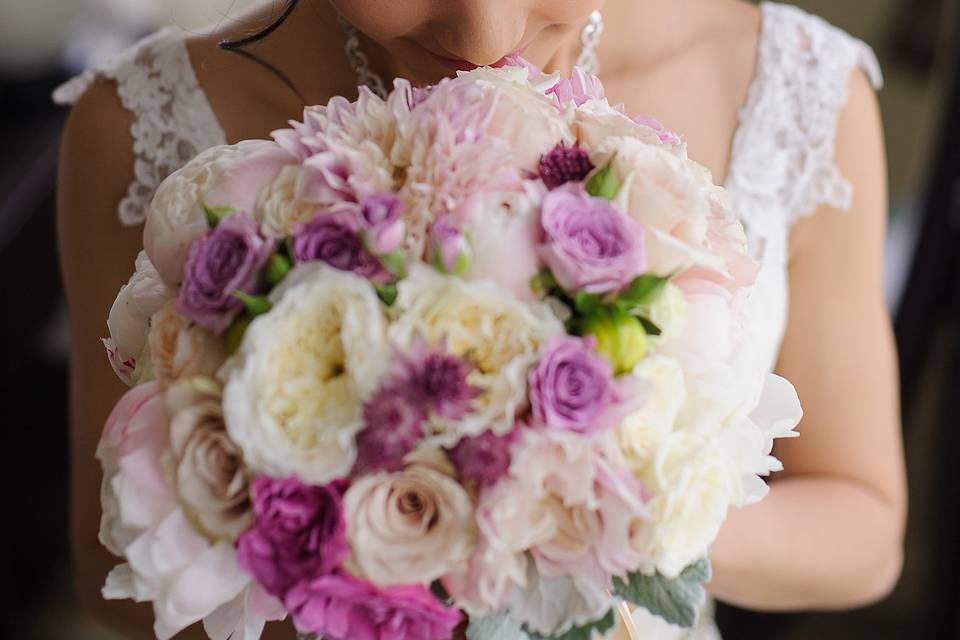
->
[374,282,399,306]
[581,307,648,374]
[232,291,272,317]
[204,204,235,227]
[585,156,621,200]
[380,250,408,278]
[265,254,292,285]
[225,315,252,354]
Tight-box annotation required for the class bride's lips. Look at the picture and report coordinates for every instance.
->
[427,44,529,71]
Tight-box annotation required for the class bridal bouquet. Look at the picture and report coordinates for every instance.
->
[97,60,801,640]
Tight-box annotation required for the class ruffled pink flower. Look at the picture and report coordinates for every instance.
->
[546,66,607,108]
[286,572,462,640]
[97,382,284,640]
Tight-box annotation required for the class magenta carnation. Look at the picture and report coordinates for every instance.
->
[286,572,462,640]
[538,143,595,190]
[236,477,349,599]
[538,183,647,294]
[293,210,391,282]
[528,335,619,434]
[176,212,275,335]
[353,385,427,475]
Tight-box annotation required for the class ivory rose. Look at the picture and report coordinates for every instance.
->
[166,376,253,542]
[344,454,475,586]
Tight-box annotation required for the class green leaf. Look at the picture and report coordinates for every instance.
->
[637,315,662,336]
[204,204,235,227]
[613,559,712,629]
[265,254,292,285]
[375,282,399,306]
[585,156,621,200]
[619,274,670,308]
[525,609,616,640]
[380,250,408,278]
[232,291,272,317]
[530,269,560,298]
[574,291,603,315]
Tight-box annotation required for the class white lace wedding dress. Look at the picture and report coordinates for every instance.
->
[54,2,882,638]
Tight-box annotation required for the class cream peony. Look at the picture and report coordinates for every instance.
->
[573,99,684,156]
[615,355,687,475]
[144,140,294,286]
[105,251,173,387]
[631,431,735,579]
[166,377,253,542]
[222,263,390,484]
[389,265,565,444]
[255,164,319,238]
[344,453,476,586]
[147,301,226,388]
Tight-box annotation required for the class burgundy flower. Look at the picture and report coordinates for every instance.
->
[447,429,516,488]
[353,385,427,475]
[538,143,594,189]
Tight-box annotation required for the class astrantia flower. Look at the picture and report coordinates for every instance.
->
[394,340,481,421]
[538,143,594,189]
[389,265,565,444]
[447,428,516,488]
[222,263,390,484]
[286,572,462,640]
[177,212,276,335]
[353,384,427,475]
[236,477,349,599]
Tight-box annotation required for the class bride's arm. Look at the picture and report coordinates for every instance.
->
[707,69,907,610]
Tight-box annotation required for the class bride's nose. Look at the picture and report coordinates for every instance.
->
[429,2,528,65]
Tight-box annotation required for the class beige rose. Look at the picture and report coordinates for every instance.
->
[344,457,475,586]
[166,376,253,542]
[147,301,226,388]
[255,165,318,238]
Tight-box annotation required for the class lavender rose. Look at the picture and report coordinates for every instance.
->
[286,571,462,640]
[293,209,391,282]
[176,212,275,335]
[359,192,405,254]
[538,183,647,294]
[528,335,619,435]
[236,476,349,599]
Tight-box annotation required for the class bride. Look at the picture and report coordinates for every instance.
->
[55,0,906,638]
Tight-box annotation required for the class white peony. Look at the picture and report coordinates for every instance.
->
[221,263,390,484]
[254,165,319,238]
[389,265,564,444]
[104,251,172,386]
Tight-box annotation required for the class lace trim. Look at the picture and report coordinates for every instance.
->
[726,2,883,230]
[53,27,227,226]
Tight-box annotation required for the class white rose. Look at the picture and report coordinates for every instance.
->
[105,251,172,386]
[255,165,319,238]
[631,432,735,579]
[222,263,390,484]
[389,265,564,443]
[144,140,294,285]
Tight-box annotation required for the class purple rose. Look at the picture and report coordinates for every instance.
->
[236,477,349,599]
[176,212,275,335]
[538,183,647,294]
[447,429,515,488]
[353,385,427,475]
[528,335,619,434]
[286,571,463,640]
[360,192,405,254]
[293,210,391,282]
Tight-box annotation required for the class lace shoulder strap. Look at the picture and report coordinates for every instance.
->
[728,2,883,227]
[54,27,226,226]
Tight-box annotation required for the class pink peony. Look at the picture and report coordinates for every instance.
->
[286,572,462,640]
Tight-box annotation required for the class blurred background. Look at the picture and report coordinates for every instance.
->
[0,0,957,638]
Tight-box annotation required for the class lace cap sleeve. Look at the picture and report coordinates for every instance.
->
[53,27,226,227]
[731,2,883,226]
